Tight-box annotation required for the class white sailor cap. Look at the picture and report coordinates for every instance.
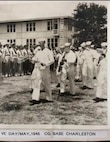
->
[86,41,92,46]
[91,44,95,48]
[78,46,82,49]
[55,47,60,52]
[39,41,45,45]
[101,42,107,47]
[37,46,41,50]
[60,45,65,49]
[80,42,86,47]
[65,42,71,47]
[70,45,75,50]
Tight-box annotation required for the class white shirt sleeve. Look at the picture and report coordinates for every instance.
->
[45,50,54,66]
[35,49,54,67]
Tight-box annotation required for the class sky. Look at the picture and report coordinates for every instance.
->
[0,1,108,22]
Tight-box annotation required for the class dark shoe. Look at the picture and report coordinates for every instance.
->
[76,79,82,82]
[56,83,60,88]
[103,98,107,101]
[75,79,78,82]
[69,93,75,96]
[75,79,80,82]
[29,100,41,105]
[95,98,107,102]
[45,100,53,103]
[93,97,100,101]
[81,86,88,90]
[60,92,66,96]
[93,77,96,79]
[40,99,53,103]
[87,86,93,89]
[40,90,45,93]
[29,100,35,103]
[30,89,33,93]
[93,97,102,102]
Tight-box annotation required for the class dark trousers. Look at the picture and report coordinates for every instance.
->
[10,59,17,76]
[23,60,28,75]
[17,63,23,75]
[2,62,5,75]
[4,62,10,76]
[10,61,15,76]
[27,60,34,74]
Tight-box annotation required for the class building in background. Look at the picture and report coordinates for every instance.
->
[0,16,74,48]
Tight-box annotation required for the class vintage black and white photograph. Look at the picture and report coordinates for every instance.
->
[0,1,107,125]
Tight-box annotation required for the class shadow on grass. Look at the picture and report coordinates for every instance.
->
[1,101,23,112]
[55,92,86,102]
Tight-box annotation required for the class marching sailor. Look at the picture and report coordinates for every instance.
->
[56,46,65,88]
[75,44,84,82]
[57,43,76,95]
[93,42,107,102]
[90,44,100,79]
[81,41,94,89]
[30,40,54,105]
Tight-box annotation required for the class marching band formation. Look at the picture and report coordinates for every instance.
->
[0,40,107,105]
[0,44,34,77]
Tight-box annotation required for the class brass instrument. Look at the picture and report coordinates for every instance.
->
[58,52,67,73]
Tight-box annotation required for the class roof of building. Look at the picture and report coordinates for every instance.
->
[0,16,73,24]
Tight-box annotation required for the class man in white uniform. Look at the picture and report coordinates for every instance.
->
[56,45,65,88]
[9,44,17,76]
[81,41,94,89]
[64,43,76,95]
[75,44,84,82]
[59,43,76,95]
[93,52,107,102]
[90,44,100,79]
[93,42,107,102]
[30,41,54,105]
[30,46,41,93]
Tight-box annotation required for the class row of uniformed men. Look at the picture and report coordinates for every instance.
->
[29,40,107,105]
[0,44,37,77]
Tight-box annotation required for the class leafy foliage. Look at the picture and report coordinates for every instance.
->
[72,3,107,48]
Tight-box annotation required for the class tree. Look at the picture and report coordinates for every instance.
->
[72,3,107,48]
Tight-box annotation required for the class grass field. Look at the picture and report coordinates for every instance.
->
[0,73,107,125]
